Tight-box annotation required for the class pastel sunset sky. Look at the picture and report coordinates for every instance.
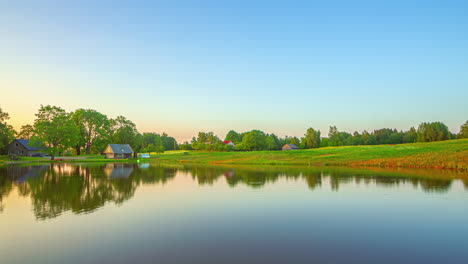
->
[1,0,467,142]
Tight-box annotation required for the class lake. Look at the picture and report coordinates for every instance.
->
[0,163,467,264]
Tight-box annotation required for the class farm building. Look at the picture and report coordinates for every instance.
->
[103,144,134,159]
[282,144,299,151]
[222,140,235,147]
[8,139,42,157]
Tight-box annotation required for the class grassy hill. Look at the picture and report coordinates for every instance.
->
[155,139,468,170]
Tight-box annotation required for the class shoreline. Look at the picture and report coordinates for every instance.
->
[1,139,467,171]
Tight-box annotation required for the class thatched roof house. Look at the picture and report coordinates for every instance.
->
[103,144,134,159]
[282,144,299,151]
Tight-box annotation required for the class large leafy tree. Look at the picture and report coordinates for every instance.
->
[304,128,321,148]
[72,109,110,154]
[416,122,450,142]
[110,116,141,150]
[224,130,242,143]
[17,124,36,140]
[141,132,165,153]
[0,107,16,154]
[458,120,468,139]
[239,130,267,151]
[31,105,80,160]
[161,132,178,151]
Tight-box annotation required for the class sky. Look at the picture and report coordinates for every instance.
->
[1,0,467,142]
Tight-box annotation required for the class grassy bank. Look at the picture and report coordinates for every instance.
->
[154,139,468,170]
[1,139,466,170]
[0,154,137,166]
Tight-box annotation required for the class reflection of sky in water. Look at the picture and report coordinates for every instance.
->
[0,164,467,264]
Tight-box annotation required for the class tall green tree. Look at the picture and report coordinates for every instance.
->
[161,132,178,151]
[17,124,35,140]
[31,105,80,160]
[265,135,280,150]
[72,109,110,154]
[458,120,468,139]
[289,137,301,147]
[304,128,321,148]
[403,127,417,143]
[328,126,342,146]
[238,130,267,151]
[224,130,242,143]
[417,122,450,142]
[110,116,140,147]
[0,107,16,154]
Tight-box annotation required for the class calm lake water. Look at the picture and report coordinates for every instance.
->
[0,163,467,264]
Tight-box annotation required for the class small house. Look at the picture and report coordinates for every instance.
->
[282,144,299,151]
[8,139,42,157]
[222,140,235,147]
[103,144,134,159]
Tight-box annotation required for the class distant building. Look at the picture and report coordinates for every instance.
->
[282,144,299,151]
[8,139,42,156]
[222,140,235,147]
[139,153,150,159]
[103,144,134,159]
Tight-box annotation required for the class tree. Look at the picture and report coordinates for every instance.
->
[304,128,321,148]
[72,109,110,155]
[266,135,279,150]
[31,105,80,160]
[225,130,242,144]
[239,130,267,151]
[417,122,450,142]
[161,133,177,151]
[289,137,300,147]
[0,107,16,154]
[328,126,341,146]
[458,121,468,139]
[403,127,417,143]
[352,131,362,145]
[110,116,140,148]
[17,124,35,140]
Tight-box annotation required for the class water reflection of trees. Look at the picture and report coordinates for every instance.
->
[177,165,460,193]
[0,163,176,220]
[0,163,465,220]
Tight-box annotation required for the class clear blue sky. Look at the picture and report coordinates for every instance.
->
[1,0,467,142]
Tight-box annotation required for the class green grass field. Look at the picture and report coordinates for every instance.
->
[154,139,468,170]
[1,139,466,170]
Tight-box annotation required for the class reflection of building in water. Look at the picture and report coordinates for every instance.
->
[139,163,150,169]
[104,163,134,179]
[7,165,49,183]
[224,170,235,179]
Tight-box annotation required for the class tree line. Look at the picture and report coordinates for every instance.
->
[180,121,468,151]
[1,105,467,155]
[0,105,177,157]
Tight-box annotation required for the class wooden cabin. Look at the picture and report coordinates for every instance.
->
[282,144,299,151]
[103,144,134,159]
[8,139,42,157]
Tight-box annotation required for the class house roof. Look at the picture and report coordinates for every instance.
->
[106,144,134,154]
[223,141,233,144]
[15,139,41,151]
[283,144,299,149]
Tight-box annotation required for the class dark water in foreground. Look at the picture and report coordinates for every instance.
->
[0,163,467,264]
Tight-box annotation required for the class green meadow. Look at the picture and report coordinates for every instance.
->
[154,139,468,170]
[1,139,466,170]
